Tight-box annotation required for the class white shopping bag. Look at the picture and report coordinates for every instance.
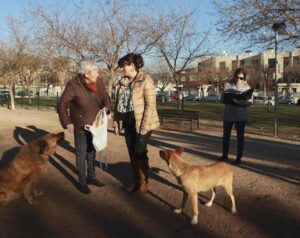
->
[84,110,108,152]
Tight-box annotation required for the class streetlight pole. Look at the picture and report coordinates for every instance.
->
[272,21,286,138]
[274,30,279,137]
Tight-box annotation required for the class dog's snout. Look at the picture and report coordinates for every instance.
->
[159,150,165,160]
[57,132,65,141]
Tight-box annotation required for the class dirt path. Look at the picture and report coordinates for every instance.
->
[0,107,299,238]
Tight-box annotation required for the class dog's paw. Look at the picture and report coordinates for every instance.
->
[26,197,36,205]
[231,207,237,214]
[173,208,182,214]
[34,190,44,197]
[190,216,198,225]
[0,201,8,207]
[205,201,213,207]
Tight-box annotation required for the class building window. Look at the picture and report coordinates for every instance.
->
[283,57,290,69]
[219,61,226,70]
[294,56,300,66]
[232,60,237,69]
[240,59,245,66]
[251,59,259,67]
[268,58,276,69]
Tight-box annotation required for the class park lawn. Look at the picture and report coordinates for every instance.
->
[15,97,59,108]
[2,96,299,128]
[156,101,300,128]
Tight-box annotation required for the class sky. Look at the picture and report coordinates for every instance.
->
[0,0,246,55]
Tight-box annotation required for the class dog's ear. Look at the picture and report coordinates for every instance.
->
[55,132,65,141]
[22,175,31,184]
[159,150,172,162]
[175,147,184,156]
[0,191,6,199]
[37,140,49,155]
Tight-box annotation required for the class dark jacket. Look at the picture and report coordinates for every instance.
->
[58,74,111,132]
[221,79,252,122]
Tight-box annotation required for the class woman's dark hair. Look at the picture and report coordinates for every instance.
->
[118,53,144,69]
[233,67,246,79]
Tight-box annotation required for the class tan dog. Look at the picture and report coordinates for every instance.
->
[0,132,64,206]
[159,147,237,225]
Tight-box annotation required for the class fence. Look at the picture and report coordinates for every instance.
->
[0,93,60,110]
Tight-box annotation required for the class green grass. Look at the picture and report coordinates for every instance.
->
[0,96,59,109]
[1,96,299,128]
[156,101,300,128]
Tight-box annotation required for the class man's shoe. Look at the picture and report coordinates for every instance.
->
[126,183,139,193]
[78,184,91,194]
[233,158,241,165]
[219,156,228,161]
[87,178,104,187]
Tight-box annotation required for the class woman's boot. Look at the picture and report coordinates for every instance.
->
[134,159,148,197]
[127,155,139,192]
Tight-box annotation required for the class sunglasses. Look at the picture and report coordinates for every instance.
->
[236,76,245,80]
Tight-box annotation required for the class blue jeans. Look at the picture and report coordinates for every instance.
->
[222,121,246,160]
[74,131,96,185]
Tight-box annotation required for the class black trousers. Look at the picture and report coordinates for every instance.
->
[122,115,152,161]
[222,121,246,160]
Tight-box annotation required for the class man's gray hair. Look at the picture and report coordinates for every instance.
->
[78,61,99,75]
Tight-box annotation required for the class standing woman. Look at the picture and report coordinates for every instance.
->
[219,67,252,165]
[58,61,111,194]
[114,53,160,196]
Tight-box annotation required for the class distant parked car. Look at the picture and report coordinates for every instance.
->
[156,94,170,102]
[195,96,204,102]
[184,95,196,101]
[170,93,178,100]
[253,96,274,106]
[204,94,221,102]
[0,89,9,96]
[278,96,295,104]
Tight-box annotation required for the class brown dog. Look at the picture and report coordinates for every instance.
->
[159,147,237,225]
[0,132,64,206]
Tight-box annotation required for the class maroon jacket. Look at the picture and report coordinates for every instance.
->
[58,74,111,132]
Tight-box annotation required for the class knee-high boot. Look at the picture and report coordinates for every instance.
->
[127,155,139,192]
[134,159,149,197]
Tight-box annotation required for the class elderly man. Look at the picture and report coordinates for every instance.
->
[58,61,111,194]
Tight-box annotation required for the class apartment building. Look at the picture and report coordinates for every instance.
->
[197,47,300,96]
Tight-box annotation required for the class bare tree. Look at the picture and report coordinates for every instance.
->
[284,61,300,84]
[29,0,164,94]
[41,56,74,96]
[0,47,18,110]
[247,64,275,111]
[7,16,43,104]
[154,9,210,108]
[259,66,275,111]
[151,60,172,102]
[213,0,300,48]
[16,53,42,104]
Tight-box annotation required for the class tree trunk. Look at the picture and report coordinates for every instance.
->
[9,82,15,110]
[107,69,116,119]
[28,84,32,105]
[263,79,266,98]
[266,78,271,112]
[108,68,115,97]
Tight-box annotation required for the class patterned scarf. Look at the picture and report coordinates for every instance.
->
[80,74,97,92]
